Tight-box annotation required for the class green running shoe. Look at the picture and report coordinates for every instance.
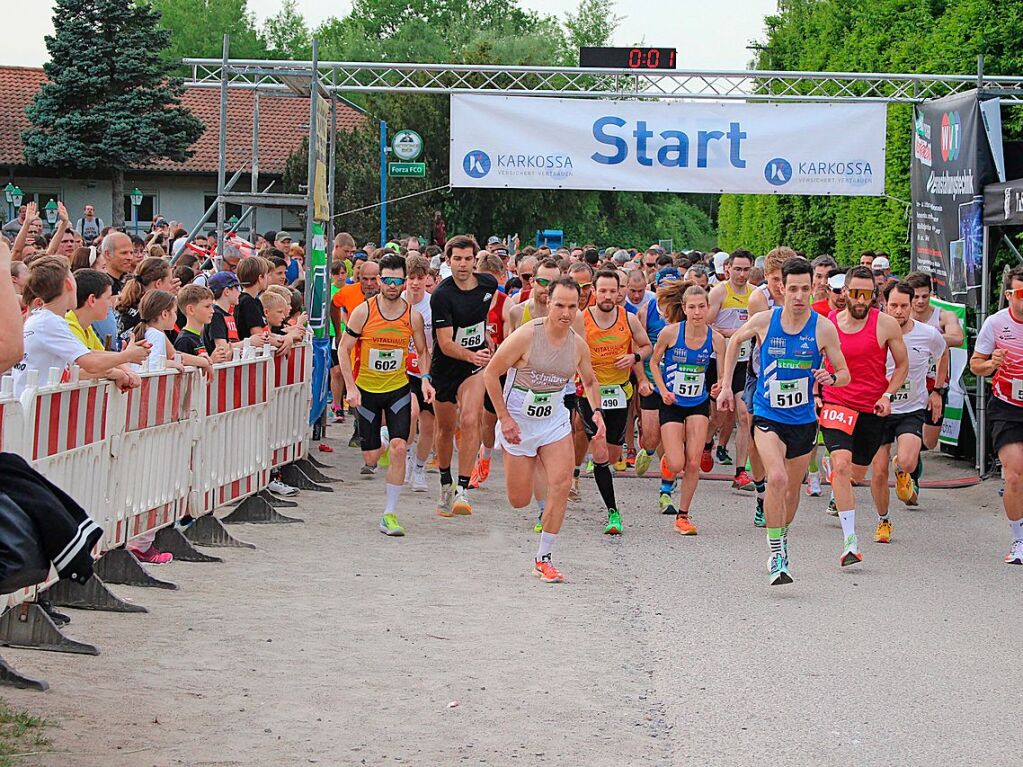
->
[533,510,543,533]
[769,553,792,585]
[378,446,391,469]
[659,493,676,515]
[379,513,405,537]
[604,508,622,535]
[634,449,653,477]
[585,458,594,474]
[753,497,766,527]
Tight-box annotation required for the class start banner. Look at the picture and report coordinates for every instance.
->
[449,95,887,196]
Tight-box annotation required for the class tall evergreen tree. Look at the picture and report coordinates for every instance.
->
[23,0,204,228]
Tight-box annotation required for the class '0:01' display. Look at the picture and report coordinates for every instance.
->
[579,47,678,70]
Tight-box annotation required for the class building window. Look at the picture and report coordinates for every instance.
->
[202,195,242,229]
[123,194,156,229]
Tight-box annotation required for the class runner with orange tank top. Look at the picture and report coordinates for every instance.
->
[572,269,652,535]
[338,253,434,537]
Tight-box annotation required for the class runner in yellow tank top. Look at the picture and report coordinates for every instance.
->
[338,254,434,537]
[571,269,652,535]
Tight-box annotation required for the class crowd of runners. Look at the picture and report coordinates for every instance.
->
[333,234,1023,586]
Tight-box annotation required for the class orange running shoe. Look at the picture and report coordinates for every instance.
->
[534,558,564,583]
[674,515,698,535]
[700,446,714,473]
[660,456,674,481]
[468,457,486,489]
[478,456,491,483]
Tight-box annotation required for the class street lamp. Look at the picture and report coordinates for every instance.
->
[43,198,58,230]
[3,183,13,223]
[11,186,23,209]
[227,215,239,234]
[129,187,143,235]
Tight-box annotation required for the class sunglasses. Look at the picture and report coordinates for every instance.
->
[1009,287,1023,300]
[575,281,592,289]
[380,276,406,286]
[847,288,874,301]
[534,277,553,288]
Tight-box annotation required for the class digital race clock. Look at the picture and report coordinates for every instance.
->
[579,47,678,70]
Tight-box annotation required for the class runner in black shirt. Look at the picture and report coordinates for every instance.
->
[430,234,499,518]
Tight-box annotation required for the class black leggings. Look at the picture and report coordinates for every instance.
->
[356,385,413,451]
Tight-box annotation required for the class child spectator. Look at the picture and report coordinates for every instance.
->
[131,290,212,375]
[201,271,241,355]
[66,269,113,351]
[10,256,148,395]
[235,256,271,343]
[175,285,229,363]
[266,254,288,286]
[10,261,27,299]
[115,256,175,340]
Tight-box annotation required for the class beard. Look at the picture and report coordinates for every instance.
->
[848,302,870,320]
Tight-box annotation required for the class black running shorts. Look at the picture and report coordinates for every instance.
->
[356,384,412,451]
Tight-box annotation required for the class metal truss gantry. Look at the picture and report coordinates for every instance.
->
[183,58,1023,103]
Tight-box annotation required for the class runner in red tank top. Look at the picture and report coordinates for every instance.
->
[819,266,908,568]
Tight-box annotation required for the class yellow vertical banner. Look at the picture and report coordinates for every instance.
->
[314,94,330,222]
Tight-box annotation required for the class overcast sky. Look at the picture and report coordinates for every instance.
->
[2,0,776,70]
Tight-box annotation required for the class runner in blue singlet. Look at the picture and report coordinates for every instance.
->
[717,257,850,586]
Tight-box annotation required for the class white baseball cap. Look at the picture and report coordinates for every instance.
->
[828,273,846,291]
[871,256,890,271]
[713,252,730,274]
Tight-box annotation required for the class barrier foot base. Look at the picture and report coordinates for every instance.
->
[0,603,99,656]
[260,489,299,508]
[154,528,223,563]
[279,463,333,492]
[185,515,256,549]
[306,454,331,469]
[0,655,48,691]
[222,494,303,524]
[95,549,178,590]
[295,458,342,484]
[46,575,147,614]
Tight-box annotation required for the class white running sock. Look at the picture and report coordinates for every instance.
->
[1011,518,1023,542]
[536,531,557,560]
[838,509,856,539]
[384,483,402,515]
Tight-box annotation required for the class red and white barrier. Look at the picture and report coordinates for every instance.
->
[107,362,200,549]
[188,345,273,517]
[268,341,312,469]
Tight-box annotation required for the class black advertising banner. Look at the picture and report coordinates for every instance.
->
[983,179,1023,226]
[910,90,997,306]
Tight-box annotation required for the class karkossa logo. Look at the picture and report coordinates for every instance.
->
[764,158,792,186]
[940,111,961,163]
[463,150,491,179]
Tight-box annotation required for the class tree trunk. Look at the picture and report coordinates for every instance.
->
[110,167,125,229]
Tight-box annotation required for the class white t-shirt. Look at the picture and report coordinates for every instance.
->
[11,308,90,395]
[625,290,655,313]
[402,292,433,353]
[133,327,169,372]
[976,308,1023,407]
[886,319,946,414]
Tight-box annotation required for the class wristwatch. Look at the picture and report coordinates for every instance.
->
[934,385,948,395]
[633,352,642,364]
[883,392,894,400]
[828,373,837,386]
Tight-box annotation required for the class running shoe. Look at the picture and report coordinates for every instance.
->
[348,432,360,449]
[1005,540,1023,565]
[427,455,440,472]
[411,465,428,493]
[379,513,405,537]
[840,534,862,567]
[769,553,793,586]
[753,497,765,528]
[360,464,378,476]
[132,545,173,565]
[674,514,698,535]
[821,454,832,484]
[268,478,299,496]
[478,455,491,483]
[626,448,637,468]
[332,407,346,424]
[827,493,839,516]
[700,446,714,473]
[732,470,753,491]
[379,446,391,469]
[535,557,564,583]
[436,486,455,518]
[533,520,543,534]
[585,458,594,474]
[905,480,920,507]
[452,487,473,516]
[806,472,822,497]
[318,442,335,453]
[715,445,733,465]
[659,493,676,515]
[634,449,654,477]
[568,477,581,502]
[874,518,892,544]
[613,456,628,472]
[468,456,491,489]
[893,458,915,504]
[604,508,623,535]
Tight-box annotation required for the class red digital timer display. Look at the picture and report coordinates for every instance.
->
[579,47,678,70]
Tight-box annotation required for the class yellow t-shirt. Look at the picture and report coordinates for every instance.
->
[65,311,104,351]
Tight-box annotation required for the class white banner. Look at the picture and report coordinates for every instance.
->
[450,95,887,196]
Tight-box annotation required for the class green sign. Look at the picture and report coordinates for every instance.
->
[388,162,426,178]
[307,222,329,339]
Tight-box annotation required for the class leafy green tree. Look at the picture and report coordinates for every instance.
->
[264,0,312,59]
[24,0,204,228]
[147,0,269,61]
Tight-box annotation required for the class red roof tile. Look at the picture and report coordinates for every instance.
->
[0,66,364,175]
